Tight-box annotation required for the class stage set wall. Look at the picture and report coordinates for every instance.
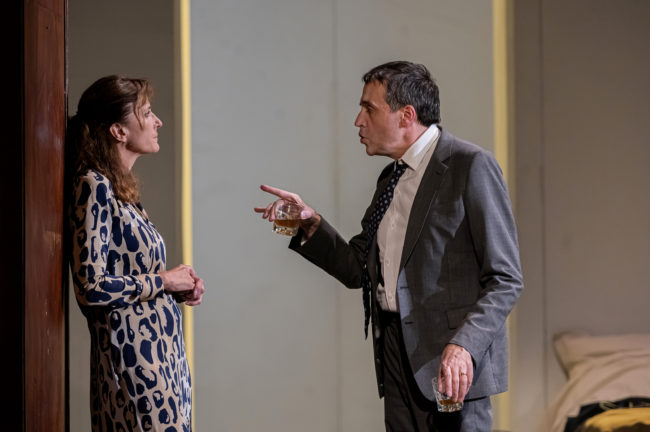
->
[67,0,650,430]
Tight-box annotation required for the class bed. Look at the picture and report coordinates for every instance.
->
[541,331,650,432]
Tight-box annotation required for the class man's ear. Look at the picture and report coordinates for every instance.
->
[400,105,417,127]
[109,123,127,143]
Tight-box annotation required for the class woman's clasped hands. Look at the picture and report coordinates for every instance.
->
[160,264,205,306]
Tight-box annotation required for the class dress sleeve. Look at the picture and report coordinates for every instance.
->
[70,173,164,308]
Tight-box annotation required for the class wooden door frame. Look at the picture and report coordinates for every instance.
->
[3,0,67,430]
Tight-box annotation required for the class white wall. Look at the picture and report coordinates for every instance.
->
[67,2,177,431]
[191,1,494,430]
[512,1,650,430]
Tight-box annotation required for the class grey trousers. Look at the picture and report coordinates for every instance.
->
[381,312,493,432]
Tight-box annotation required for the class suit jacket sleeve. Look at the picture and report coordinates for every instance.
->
[288,218,366,288]
[448,150,523,366]
[288,163,394,288]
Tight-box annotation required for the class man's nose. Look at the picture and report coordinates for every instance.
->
[354,111,364,127]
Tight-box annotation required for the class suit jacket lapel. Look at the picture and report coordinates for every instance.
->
[399,128,453,269]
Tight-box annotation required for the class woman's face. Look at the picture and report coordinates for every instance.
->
[122,101,163,155]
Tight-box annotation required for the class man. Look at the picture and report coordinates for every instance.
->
[255,61,523,431]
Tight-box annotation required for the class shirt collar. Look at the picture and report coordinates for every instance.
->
[399,124,439,171]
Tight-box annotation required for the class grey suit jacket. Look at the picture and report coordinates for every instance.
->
[289,128,523,401]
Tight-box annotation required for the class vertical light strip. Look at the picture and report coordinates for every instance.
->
[493,0,512,186]
[492,0,514,429]
[179,0,195,426]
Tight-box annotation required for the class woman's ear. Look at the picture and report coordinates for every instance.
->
[109,123,127,143]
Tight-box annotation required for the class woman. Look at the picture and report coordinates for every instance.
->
[67,75,204,432]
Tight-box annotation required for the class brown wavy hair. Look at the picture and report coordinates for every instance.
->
[66,75,153,203]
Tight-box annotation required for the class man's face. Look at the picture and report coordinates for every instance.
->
[354,81,403,158]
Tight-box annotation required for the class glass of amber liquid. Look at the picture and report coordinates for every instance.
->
[432,376,464,412]
[272,200,301,236]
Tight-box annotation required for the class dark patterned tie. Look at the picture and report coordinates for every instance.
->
[362,161,407,338]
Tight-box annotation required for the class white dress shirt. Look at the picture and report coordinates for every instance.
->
[376,125,440,312]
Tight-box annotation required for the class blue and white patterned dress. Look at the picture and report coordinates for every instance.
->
[70,170,191,432]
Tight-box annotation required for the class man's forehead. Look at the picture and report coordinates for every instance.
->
[360,81,386,105]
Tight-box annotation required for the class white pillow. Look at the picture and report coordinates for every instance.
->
[554,331,650,377]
